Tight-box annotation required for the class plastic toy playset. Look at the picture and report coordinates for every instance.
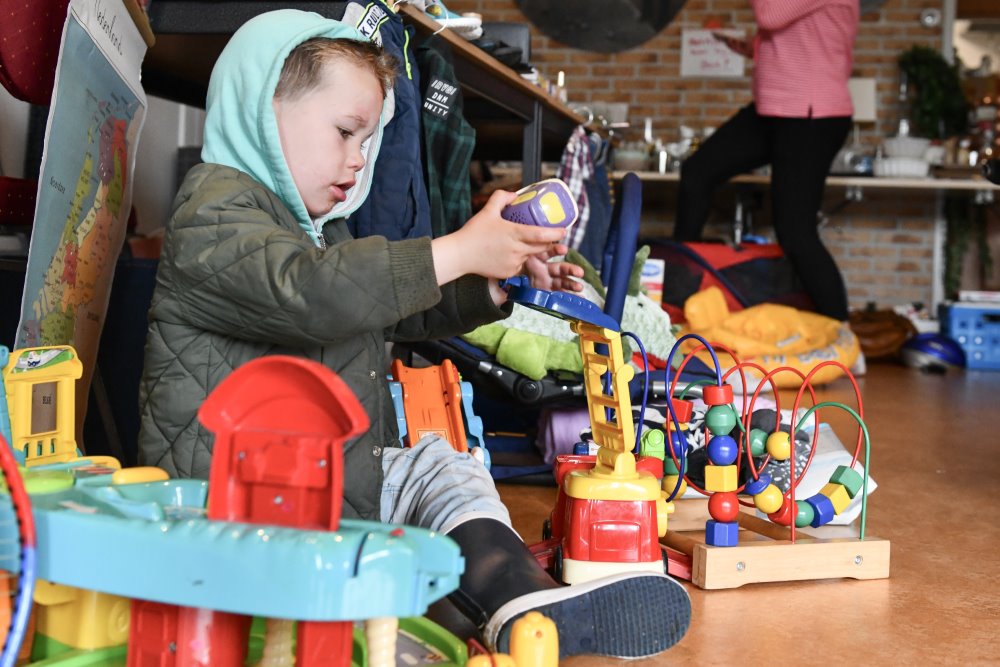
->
[0,345,559,666]
[499,275,890,591]
[492,177,889,592]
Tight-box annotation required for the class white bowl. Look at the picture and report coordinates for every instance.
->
[614,150,650,171]
[883,136,931,159]
[873,157,930,178]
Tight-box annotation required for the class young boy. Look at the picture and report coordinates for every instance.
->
[138,9,690,660]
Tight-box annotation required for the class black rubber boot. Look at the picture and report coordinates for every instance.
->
[446,518,692,660]
[444,518,561,628]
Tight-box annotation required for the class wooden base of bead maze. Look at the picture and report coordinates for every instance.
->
[662,513,890,590]
[668,497,756,532]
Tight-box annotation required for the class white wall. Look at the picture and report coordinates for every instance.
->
[1,89,203,235]
[131,95,204,234]
[0,87,30,178]
[954,19,1000,74]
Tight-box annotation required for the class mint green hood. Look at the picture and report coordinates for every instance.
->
[201,9,394,245]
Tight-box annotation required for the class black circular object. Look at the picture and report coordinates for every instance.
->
[860,0,887,14]
[516,0,687,53]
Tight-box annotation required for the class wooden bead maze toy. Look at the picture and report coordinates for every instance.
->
[659,334,890,590]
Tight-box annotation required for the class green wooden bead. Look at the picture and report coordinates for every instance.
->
[794,500,815,528]
[830,464,864,498]
[748,428,768,457]
[705,404,737,436]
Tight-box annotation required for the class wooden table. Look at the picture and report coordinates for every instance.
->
[497,363,1000,665]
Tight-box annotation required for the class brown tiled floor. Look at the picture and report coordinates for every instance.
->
[497,363,1000,666]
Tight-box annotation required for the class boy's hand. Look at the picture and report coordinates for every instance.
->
[523,243,585,292]
[432,190,568,286]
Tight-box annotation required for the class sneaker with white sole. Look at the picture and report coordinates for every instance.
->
[483,571,692,660]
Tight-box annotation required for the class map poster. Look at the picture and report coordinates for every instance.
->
[16,0,147,442]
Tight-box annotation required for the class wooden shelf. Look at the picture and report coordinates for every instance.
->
[611,170,998,192]
[142,1,583,182]
[399,4,584,181]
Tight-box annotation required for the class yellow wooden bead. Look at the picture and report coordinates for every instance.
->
[753,483,784,514]
[663,475,687,497]
[704,465,738,492]
[766,431,791,461]
[819,482,852,514]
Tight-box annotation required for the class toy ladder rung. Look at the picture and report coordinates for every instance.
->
[589,394,620,409]
[591,422,625,439]
[582,352,612,366]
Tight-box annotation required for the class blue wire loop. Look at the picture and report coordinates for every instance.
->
[621,331,648,454]
[662,333,725,502]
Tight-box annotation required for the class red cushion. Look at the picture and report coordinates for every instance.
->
[0,175,37,226]
[0,0,71,105]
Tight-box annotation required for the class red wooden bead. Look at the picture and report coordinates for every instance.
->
[767,496,796,526]
[703,384,734,406]
[708,491,740,522]
[668,398,694,423]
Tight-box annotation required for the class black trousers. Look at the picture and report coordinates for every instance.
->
[674,103,852,321]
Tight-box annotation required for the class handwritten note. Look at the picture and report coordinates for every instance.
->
[680,29,746,78]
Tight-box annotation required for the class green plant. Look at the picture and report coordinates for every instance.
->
[897,45,969,139]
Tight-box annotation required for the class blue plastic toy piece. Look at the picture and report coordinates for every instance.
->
[705,519,739,547]
[389,381,408,446]
[502,276,620,331]
[460,381,485,451]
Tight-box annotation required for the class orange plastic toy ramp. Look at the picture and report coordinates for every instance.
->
[390,359,468,452]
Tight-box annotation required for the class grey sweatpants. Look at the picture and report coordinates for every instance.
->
[379,435,512,534]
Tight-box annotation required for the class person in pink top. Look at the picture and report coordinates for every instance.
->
[674,0,859,321]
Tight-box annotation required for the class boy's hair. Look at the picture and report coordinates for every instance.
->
[274,37,398,101]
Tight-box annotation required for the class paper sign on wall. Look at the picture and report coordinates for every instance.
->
[680,29,746,78]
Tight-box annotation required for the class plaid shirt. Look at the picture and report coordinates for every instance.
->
[557,125,594,249]
[417,39,476,237]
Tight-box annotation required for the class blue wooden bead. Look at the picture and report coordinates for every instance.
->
[805,493,836,527]
[668,431,687,460]
[743,473,771,496]
[705,520,739,547]
[794,500,815,528]
[707,434,739,465]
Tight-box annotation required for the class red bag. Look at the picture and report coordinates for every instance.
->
[644,239,815,323]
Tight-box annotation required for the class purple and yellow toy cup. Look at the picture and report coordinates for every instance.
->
[500,178,579,229]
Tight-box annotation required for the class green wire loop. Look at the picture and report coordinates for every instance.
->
[794,401,871,540]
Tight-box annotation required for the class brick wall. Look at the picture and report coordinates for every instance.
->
[447,0,964,312]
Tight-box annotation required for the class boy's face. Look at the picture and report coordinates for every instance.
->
[273,58,383,218]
